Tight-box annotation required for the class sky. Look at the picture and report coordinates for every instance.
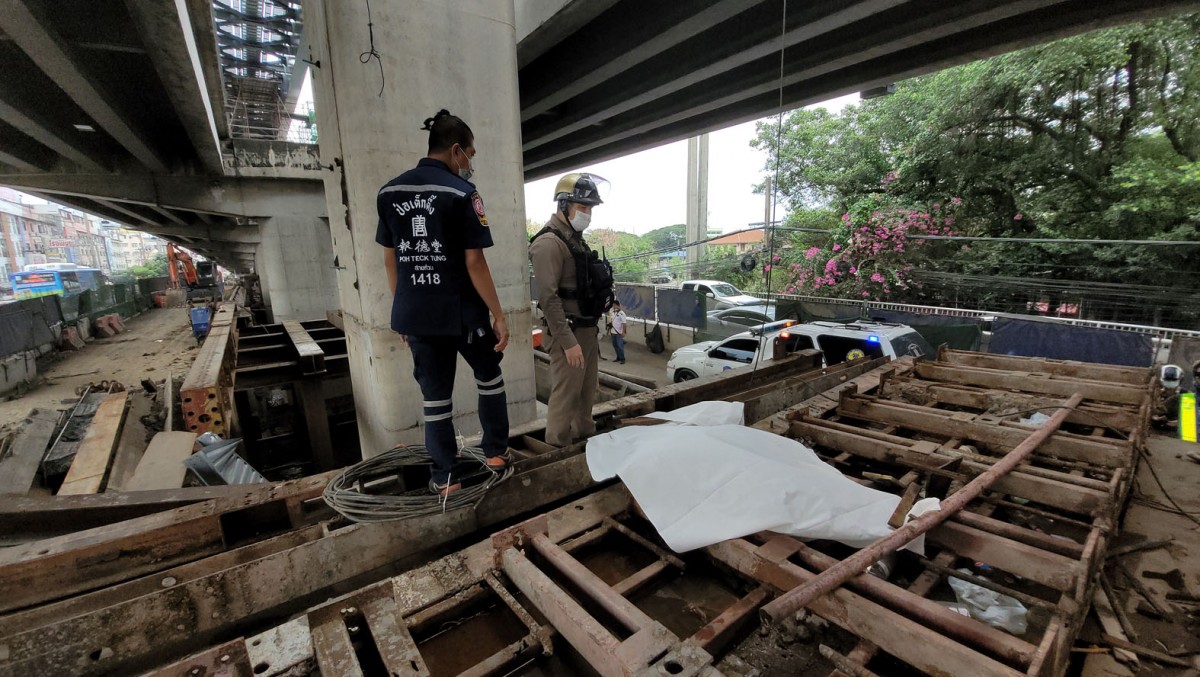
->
[288,72,857,237]
[523,93,860,236]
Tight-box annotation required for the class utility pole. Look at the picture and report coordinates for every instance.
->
[686,133,709,272]
[762,176,773,229]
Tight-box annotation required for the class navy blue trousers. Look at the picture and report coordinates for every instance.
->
[408,328,508,484]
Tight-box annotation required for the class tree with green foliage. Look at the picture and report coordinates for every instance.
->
[754,14,1200,324]
[128,252,169,279]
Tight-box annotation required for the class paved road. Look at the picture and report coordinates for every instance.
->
[596,329,674,388]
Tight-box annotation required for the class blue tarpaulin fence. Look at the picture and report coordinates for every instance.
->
[989,316,1154,367]
[655,288,707,329]
[615,284,656,321]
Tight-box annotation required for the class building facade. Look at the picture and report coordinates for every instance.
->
[0,188,165,289]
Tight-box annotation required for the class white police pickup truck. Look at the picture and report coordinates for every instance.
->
[666,320,932,382]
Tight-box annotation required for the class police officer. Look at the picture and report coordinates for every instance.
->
[376,109,510,495]
[530,173,614,447]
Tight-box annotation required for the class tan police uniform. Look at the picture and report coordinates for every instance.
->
[530,214,599,446]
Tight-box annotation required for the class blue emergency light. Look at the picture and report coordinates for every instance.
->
[868,335,880,343]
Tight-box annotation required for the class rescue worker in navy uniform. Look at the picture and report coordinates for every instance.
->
[530,173,614,447]
[377,109,510,496]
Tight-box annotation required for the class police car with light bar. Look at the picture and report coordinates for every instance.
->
[666,320,933,383]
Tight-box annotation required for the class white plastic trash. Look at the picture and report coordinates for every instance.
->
[948,570,1029,635]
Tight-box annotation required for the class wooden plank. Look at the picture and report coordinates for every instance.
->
[163,371,174,433]
[1091,589,1139,667]
[938,349,1150,386]
[888,379,1141,432]
[707,538,1024,677]
[57,392,129,495]
[837,395,1126,468]
[105,393,153,492]
[913,361,1146,406]
[1100,634,1194,668]
[737,358,883,424]
[0,409,58,495]
[790,419,1107,515]
[750,359,914,436]
[282,319,326,375]
[123,432,199,491]
[927,521,1078,592]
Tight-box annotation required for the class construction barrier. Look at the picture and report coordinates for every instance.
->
[990,316,1155,367]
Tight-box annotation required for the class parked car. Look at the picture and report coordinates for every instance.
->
[667,320,933,383]
[679,279,762,310]
[706,303,783,333]
[649,269,675,285]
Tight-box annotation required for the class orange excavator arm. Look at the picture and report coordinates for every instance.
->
[167,243,199,288]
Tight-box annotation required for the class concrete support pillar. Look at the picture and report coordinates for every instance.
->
[304,0,536,458]
[685,133,709,270]
[255,214,339,321]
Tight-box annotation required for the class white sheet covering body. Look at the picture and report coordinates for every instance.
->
[588,402,931,553]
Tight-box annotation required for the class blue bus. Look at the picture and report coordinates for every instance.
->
[9,266,104,300]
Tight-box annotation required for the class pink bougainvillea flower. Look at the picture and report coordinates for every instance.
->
[870,272,885,283]
[832,244,841,252]
[1014,213,1023,221]
[950,197,962,206]
[862,291,869,297]
[805,247,820,259]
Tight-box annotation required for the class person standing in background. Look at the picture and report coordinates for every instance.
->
[610,299,627,364]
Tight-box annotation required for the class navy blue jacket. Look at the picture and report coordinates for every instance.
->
[376,158,493,335]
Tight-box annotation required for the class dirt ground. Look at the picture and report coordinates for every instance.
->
[1081,434,1200,676]
[0,308,199,429]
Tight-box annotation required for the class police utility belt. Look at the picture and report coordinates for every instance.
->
[546,287,599,332]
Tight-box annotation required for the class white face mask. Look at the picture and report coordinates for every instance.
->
[455,147,475,182]
[569,210,591,232]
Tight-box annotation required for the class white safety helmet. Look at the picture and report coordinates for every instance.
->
[1161,364,1182,389]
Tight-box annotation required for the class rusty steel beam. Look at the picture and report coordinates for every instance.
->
[180,303,237,436]
[500,547,631,677]
[760,393,1084,625]
[687,587,769,655]
[784,538,1038,666]
[707,538,1024,677]
[530,533,657,634]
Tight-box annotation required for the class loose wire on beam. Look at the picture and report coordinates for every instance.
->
[360,0,385,97]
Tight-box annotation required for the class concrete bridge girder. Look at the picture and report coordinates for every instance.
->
[0,173,325,220]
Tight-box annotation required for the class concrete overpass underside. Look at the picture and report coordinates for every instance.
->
[517,0,1200,178]
[0,0,336,320]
